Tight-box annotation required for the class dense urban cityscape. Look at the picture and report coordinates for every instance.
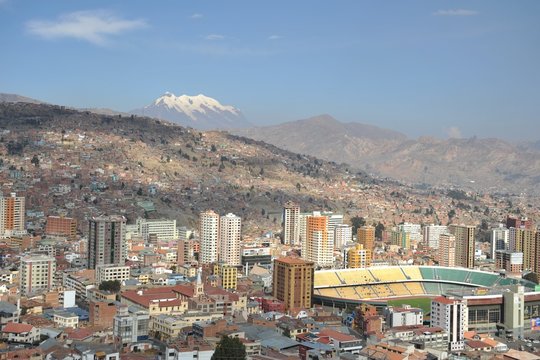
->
[0,115,538,359]
[1,1,540,359]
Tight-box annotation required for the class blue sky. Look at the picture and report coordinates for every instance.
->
[1,1,538,140]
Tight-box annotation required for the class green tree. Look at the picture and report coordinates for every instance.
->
[375,222,385,239]
[350,216,366,234]
[211,336,246,360]
[99,280,121,293]
[31,155,40,167]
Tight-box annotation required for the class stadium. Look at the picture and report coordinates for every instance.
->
[313,265,537,310]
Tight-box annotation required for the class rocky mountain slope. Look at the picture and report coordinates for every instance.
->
[131,92,250,130]
[1,102,534,234]
[0,93,44,104]
[235,115,540,195]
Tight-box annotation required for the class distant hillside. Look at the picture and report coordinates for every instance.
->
[235,115,540,195]
[0,93,44,104]
[0,102,526,233]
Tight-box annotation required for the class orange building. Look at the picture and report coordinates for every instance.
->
[0,193,25,237]
[357,226,375,257]
[45,216,77,240]
[304,215,332,267]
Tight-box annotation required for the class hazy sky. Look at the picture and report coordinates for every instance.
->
[1,1,538,140]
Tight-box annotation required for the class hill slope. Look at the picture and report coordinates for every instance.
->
[235,115,540,195]
[0,102,535,234]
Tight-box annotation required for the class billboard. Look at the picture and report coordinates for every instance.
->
[531,318,540,331]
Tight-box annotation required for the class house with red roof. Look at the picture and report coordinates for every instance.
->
[2,322,40,344]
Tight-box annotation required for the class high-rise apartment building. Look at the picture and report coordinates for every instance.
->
[490,225,509,259]
[177,239,194,266]
[0,192,25,238]
[397,222,422,243]
[438,233,456,267]
[20,254,56,295]
[282,201,300,245]
[219,213,241,266]
[391,230,411,250]
[199,210,220,264]
[431,296,468,351]
[334,224,352,249]
[88,215,126,269]
[522,230,540,274]
[45,215,77,241]
[347,243,372,268]
[273,257,314,311]
[303,215,333,267]
[325,212,343,248]
[423,225,448,249]
[357,226,375,257]
[449,225,475,269]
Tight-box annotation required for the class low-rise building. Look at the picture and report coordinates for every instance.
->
[89,300,117,328]
[96,265,131,284]
[384,305,423,328]
[52,310,79,328]
[163,337,214,360]
[2,322,40,344]
[113,304,150,345]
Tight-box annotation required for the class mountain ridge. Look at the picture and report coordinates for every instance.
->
[234,115,540,195]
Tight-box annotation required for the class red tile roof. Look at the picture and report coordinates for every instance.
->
[3,322,34,333]
[65,327,94,340]
[433,296,456,305]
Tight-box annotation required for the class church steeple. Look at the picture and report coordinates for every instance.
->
[194,267,204,297]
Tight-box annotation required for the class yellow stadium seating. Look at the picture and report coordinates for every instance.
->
[388,283,410,296]
[315,288,341,298]
[369,268,406,282]
[404,282,426,295]
[354,285,378,299]
[337,269,376,285]
[401,267,422,280]
[314,271,342,287]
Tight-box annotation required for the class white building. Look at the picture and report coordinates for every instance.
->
[431,296,468,352]
[491,225,509,259]
[163,343,214,360]
[136,218,179,242]
[20,254,56,295]
[199,210,219,264]
[325,212,343,247]
[334,224,352,249]
[53,310,79,328]
[384,305,423,327]
[398,222,422,243]
[423,225,448,249]
[2,322,40,344]
[114,304,150,345]
[282,201,300,246]
[96,265,131,284]
[219,213,241,266]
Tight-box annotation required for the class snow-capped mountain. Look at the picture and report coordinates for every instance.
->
[130,92,250,130]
